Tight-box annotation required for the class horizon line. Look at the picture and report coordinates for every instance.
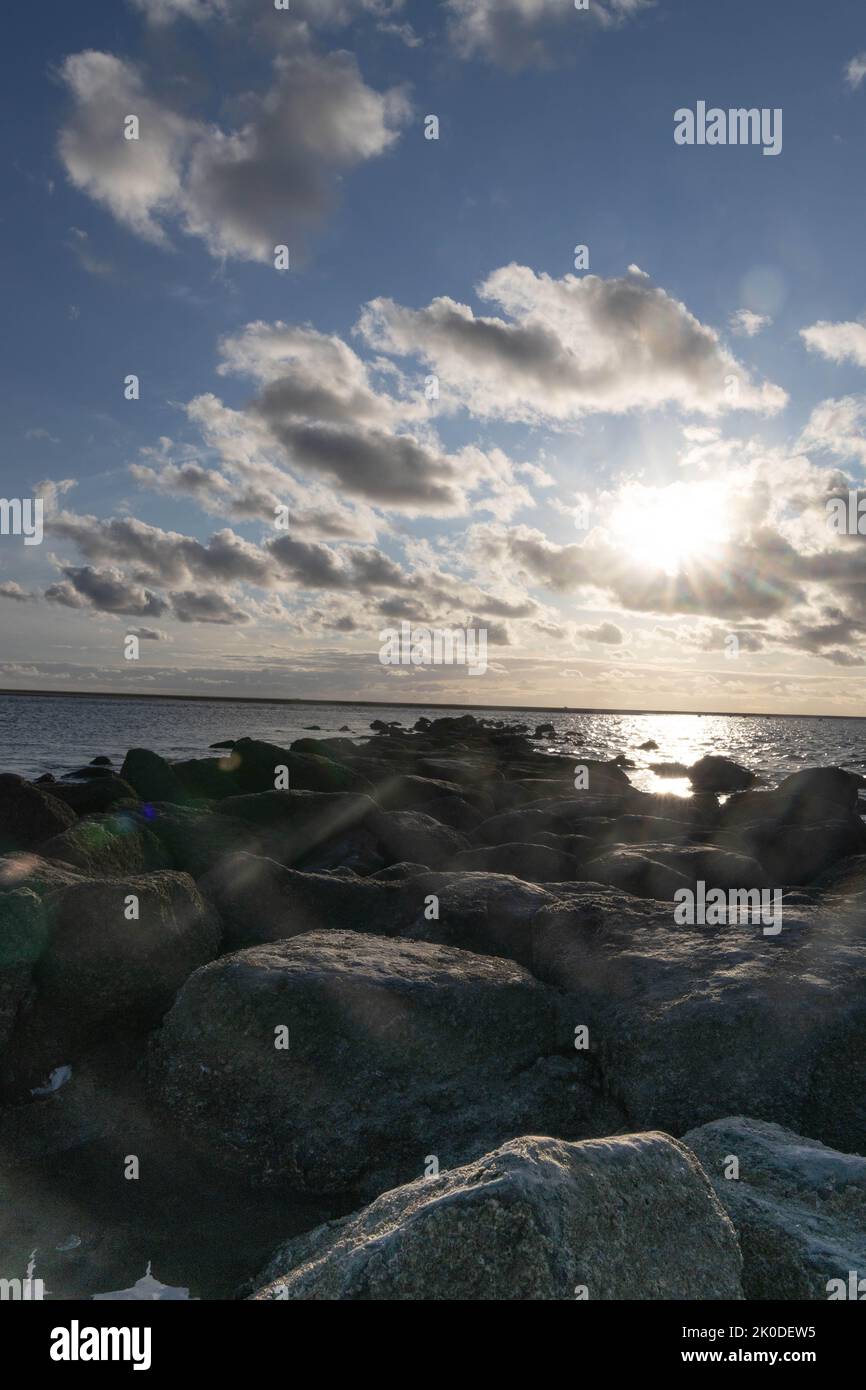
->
[0,686,863,723]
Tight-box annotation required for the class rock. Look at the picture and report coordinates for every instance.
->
[293,827,385,876]
[303,726,321,731]
[368,809,470,870]
[451,842,584,884]
[583,844,769,900]
[214,791,377,869]
[689,756,755,793]
[63,765,114,781]
[339,726,351,733]
[0,888,47,1050]
[209,740,236,750]
[49,776,139,818]
[35,773,56,784]
[638,740,659,751]
[369,861,431,880]
[724,766,864,834]
[137,804,263,878]
[171,757,241,800]
[0,775,76,851]
[812,855,866,896]
[371,774,464,812]
[682,1117,866,1300]
[530,891,866,1153]
[3,871,220,1088]
[473,796,632,847]
[40,812,172,877]
[120,749,186,804]
[148,931,583,1195]
[90,757,112,767]
[650,762,689,777]
[230,739,370,795]
[251,1132,743,1301]
[401,871,561,965]
[720,814,866,885]
[199,852,418,949]
[533,723,556,739]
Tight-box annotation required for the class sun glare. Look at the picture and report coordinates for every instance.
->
[611,483,731,576]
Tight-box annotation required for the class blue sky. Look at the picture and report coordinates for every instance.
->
[2,0,866,713]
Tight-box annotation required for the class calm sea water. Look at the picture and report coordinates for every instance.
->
[2,693,866,797]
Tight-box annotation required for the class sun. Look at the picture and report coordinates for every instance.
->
[610,482,731,576]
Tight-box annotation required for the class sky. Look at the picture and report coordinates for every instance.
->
[2,0,866,714]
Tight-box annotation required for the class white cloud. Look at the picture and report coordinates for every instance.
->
[358,265,787,422]
[800,319,866,369]
[729,308,771,338]
[445,0,652,68]
[58,49,410,261]
[845,53,866,89]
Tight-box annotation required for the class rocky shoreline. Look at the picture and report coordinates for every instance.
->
[1,713,865,1300]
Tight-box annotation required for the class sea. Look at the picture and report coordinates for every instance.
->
[2,691,866,796]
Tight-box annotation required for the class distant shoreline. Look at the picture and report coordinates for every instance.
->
[0,686,862,723]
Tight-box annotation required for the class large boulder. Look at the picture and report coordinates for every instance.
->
[2,869,220,1088]
[367,809,470,870]
[148,931,588,1195]
[120,749,186,804]
[199,852,419,949]
[40,812,172,877]
[530,891,866,1153]
[0,775,76,850]
[214,790,376,869]
[719,815,866,885]
[683,1116,866,1300]
[50,775,139,818]
[401,871,562,965]
[451,842,584,883]
[230,739,371,795]
[582,844,769,900]
[689,756,755,793]
[251,1132,743,1301]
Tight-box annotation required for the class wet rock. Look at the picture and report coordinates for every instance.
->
[683,1117,866,1300]
[533,723,556,739]
[251,1132,743,1301]
[370,861,431,880]
[689,756,755,793]
[371,774,465,812]
[90,757,112,767]
[638,740,659,751]
[120,749,186,805]
[0,775,76,851]
[148,931,581,1196]
[0,887,46,1050]
[213,790,377,870]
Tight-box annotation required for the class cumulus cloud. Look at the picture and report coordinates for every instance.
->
[58,49,410,261]
[445,0,652,69]
[45,565,169,617]
[0,581,33,602]
[171,590,251,624]
[358,265,787,422]
[800,320,866,369]
[798,396,866,465]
